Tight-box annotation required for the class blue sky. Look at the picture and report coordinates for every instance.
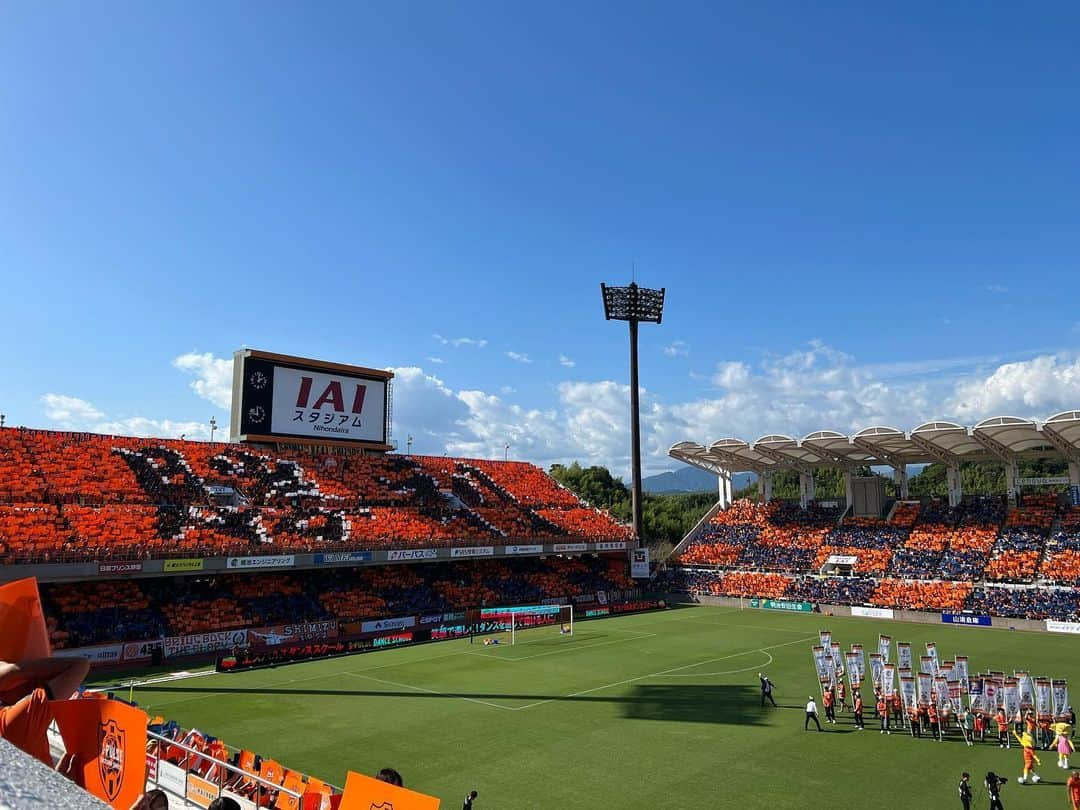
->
[2,2,1079,475]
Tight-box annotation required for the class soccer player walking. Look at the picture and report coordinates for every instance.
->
[805,696,823,731]
[759,673,777,708]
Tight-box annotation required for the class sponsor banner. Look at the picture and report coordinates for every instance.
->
[571,593,597,605]
[1017,671,1035,710]
[1036,677,1053,718]
[900,675,916,712]
[941,612,991,626]
[504,544,543,555]
[163,558,205,573]
[553,543,588,553]
[226,555,295,570]
[361,616,416,634]
[1046,619,1080,634]
[157,761,187,796]
[186,773,219,809]
[387,549,438,561]
[1004,678,1020,719]
[749,598,814,613]
[248,620,339,646]
[450,546,495,559]
[595,541,628,551]
[54,644,124,666]
[926,642,939,673]
[819,631,832,648]
[826,554,858,566]
[851,645,865,682]
[268,363,388,444]
[869,653,884,687]
[955,657,970,692]
[314,551,373,564]
[146,754,158,782]
[221,790,258,810]
[1053,679,1069,716]
[163,630,248,658]
[420,613,446,625]
[52,699,148,810]
[812,646,829,682]
[883,663,896,697]
[630,548,650,578]
[122,641,159,663]
[897,642,912,671]
[851,606,893,619]
[1017,476,1070,486]
[878,634,891,664]
[98,562,143,574]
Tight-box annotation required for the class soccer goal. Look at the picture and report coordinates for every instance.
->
[473,604,574,645]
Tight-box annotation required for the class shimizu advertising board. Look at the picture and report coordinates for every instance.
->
[231,349,393,450]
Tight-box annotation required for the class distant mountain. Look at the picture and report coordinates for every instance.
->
[643,467,756,494]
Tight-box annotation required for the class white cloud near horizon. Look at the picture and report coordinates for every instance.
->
[38,344,1080,477]
[558,354,575,368]
[433,334,488,349]
[174,352,233,409]
[505,351,532,364]
[663,340,689,358]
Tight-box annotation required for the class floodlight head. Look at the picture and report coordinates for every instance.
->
[601,282,665,324]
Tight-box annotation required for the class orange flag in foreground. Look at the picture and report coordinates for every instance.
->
[0,577,51,661]
[339,771,441,810]
[52,698,148,810]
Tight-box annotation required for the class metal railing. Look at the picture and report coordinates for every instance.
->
[146,729,336,808]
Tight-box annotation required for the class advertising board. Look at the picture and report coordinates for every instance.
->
[231,349,392,448]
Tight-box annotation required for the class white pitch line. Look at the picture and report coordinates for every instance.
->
[509,634,817,711]
[465,632,657,662]
[343,671,517,711]
[650,650,774,677]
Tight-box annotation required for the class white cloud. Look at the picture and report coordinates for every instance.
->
[173,352,232,409]
[663,341,689,358]
[505,351,532,364]
[948,354,1080,420]
[558,354,576,368]
[434,334,487,349]
[426,356,445,364]
[41,393,218,440]
[41,394,105,424]
[987,284,1009,294]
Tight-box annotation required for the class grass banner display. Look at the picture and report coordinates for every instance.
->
[51,698,148,809]
[0,577,51,661]
[339,771,440,810]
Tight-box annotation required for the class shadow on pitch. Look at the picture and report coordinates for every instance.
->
[137,683,774,724]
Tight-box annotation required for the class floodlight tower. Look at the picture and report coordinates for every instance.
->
[600,282,665,546]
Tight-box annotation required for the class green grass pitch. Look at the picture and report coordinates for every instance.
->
[119,606,1080,809]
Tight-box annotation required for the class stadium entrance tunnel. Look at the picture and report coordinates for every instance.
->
[619,684,769,725]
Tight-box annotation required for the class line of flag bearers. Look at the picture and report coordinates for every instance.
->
[804,630,1078,805]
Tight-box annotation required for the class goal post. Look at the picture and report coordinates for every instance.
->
[510,604,574,645]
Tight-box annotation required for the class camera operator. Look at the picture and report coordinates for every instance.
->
[985,771,1007,810]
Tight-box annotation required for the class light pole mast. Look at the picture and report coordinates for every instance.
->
[600,281,665,546]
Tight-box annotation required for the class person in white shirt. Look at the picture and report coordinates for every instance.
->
[805,696,823,731]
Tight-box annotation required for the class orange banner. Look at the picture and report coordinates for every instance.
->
[0,577,51,661]
[51,698,148,809]
[186,773,219,808]
[339,771,440,810]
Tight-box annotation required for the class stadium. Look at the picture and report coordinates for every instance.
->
[6,6,1080,810]
[0,345,1078,809]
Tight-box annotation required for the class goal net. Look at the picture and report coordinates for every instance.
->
[473,604,574,645]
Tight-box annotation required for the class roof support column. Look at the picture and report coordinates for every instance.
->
[758,471,773,504]
[1004,462,1019,506]
[718,469,733,509]
[799,471,815,509]
[1070,461,1080,489]
[946,464,964,508]
[893,466,909,499]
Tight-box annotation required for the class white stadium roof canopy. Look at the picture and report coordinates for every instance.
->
[669,410,1080,475]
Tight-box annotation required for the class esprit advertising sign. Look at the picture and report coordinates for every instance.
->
[54,644,124,665]
[232,351,390,446]
[226,555,295,570]
[505,544,543,555]
[387,549,438,561]
[450,546,495,558]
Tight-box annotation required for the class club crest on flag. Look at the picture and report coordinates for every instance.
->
[98,718,126,801]
[370,803,394,810]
